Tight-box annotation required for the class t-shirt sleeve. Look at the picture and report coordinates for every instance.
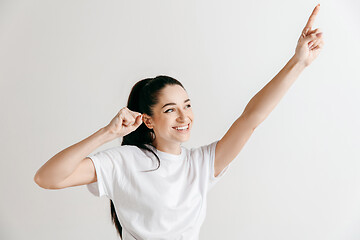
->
[86,146,124,199]
[207,140,232,191]
[196,140,232,192]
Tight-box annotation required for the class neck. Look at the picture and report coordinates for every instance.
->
[152,139,182,155]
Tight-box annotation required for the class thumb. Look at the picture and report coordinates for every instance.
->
[133,114,143,127]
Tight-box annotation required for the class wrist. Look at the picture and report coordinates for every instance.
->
[98,127,121,143]
[290,55,307,70]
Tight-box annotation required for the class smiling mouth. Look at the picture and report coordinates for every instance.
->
[172,123,190,131]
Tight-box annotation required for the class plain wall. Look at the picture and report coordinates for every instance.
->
[0,0,359,239]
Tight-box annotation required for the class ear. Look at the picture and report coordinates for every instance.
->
[142,114,153,129]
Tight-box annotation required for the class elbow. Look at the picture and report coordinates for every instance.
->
[34,173,47,189]
[240,111,260,131]
[34,173,56,189]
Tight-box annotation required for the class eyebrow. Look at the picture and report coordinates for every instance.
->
[162,99,191,109]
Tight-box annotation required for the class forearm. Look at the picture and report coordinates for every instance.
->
[243,55,306,128]
[34,127,116,188]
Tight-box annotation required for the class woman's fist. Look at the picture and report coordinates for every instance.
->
[104,107,143,137]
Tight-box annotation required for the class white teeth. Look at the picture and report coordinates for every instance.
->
[175,124,189,130]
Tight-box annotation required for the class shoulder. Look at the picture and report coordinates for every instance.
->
[91,145,144,160]
[189,140,219,157]
[190,140,219,152]
[116,145,149,157]
[119,144,158,159]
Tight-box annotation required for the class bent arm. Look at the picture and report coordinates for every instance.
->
[243,55,306,128]
[34,127,115,189]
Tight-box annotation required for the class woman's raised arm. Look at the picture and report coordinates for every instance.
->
[34,107,142,189]
[34,127,115,189]
[243,4,323,127]
[214,4,324,177]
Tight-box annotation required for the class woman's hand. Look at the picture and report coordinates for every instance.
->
[293,4,324,67]
[104,107,143,137]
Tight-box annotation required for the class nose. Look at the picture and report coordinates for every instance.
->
[177,109,187,122]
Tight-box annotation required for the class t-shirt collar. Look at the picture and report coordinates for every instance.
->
[145,144,185,160]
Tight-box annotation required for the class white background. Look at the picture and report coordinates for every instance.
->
[1,0,359,239]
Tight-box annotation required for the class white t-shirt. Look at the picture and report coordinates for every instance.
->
[86,140,232,240]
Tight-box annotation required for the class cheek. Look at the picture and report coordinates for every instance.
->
[160,117,173,127]
[189,111,194,120]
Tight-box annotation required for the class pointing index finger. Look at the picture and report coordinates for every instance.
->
[303,4,320,34]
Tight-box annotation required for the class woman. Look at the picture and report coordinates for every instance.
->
[34,4,324,240]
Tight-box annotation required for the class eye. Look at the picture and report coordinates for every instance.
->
[164,104,191,113]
